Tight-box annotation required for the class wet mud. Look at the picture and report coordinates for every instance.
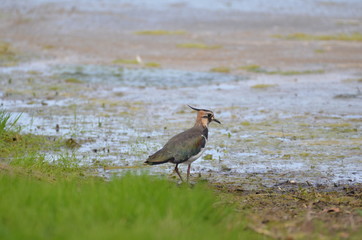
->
[0,0,361,190]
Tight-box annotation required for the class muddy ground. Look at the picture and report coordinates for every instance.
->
[1,0,361,186]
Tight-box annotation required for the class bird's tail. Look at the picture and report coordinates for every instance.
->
[144,149,173,165]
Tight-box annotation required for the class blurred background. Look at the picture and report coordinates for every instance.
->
[1,0,361,70]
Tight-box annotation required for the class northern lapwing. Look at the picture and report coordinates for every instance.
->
[145,105,221,182]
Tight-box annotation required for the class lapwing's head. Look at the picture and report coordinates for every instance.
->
[188,105,221,128]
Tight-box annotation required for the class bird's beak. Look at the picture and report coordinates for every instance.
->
[213,118,221,124]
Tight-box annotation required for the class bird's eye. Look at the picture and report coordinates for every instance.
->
[208,114,212,118]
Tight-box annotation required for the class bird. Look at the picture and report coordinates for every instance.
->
[145,105,221,182]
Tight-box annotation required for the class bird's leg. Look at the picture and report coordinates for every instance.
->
[187,164,191,182]
[174,164,184,182]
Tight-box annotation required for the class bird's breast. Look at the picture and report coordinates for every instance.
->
[182,147,206,164]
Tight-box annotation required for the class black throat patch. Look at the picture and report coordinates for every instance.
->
[203,128,209,139]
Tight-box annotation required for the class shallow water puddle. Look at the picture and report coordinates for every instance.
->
[51,64,244,88]
[1,63,361,188]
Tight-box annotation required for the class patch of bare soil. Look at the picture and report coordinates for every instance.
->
[216,183,362,240]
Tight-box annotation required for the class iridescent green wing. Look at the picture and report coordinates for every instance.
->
[165,131,206,163]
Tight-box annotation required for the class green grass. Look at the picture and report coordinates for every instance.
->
[240,121,251,126]
[0,174,263,240]
[314,49,326,54]
[238,65,324,75]
[0,41,19,66]
[210,67,231,73]
[266,69,325,75]
[145,62,161,68]
[342,78,362,83]
[238,65,265,73]
[112,59,140,65]
[65,78,84,84]
[135,30,186,35]
[251,84,278,89]
[0,110,21,135]
[0,109,264,239]
[0,131,84,179]
[0,109,83,177]
[273,32,362,42]
[0,41,12,54]
[176,43,222,49]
